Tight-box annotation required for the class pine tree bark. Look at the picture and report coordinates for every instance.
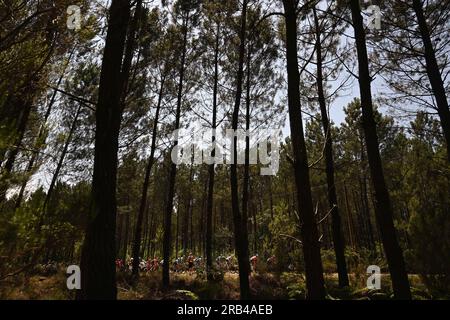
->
[78,0,131,300]
[0,98,32,205]
[39,103,82,227]
[313,7,349,288]
[230,0,251,300]
[122,210,130,262]
[350,0,411,299]
[206,21,220,278]
[131,74,165,276]
[243,39,252,226]
[411,0,450,162]
[241,38,252,257]
[162,13,189,288]
[282,0,326,299]
[343,182,356,249]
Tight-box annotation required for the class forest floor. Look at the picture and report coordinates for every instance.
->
[0,269,434,300]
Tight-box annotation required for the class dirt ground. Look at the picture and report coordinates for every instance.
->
[0,270,432,300]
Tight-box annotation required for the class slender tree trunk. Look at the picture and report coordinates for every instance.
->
[412,0,450,162]
[350,0,411,299]
[78,0,131,300]
[119,0,143,112]
[343,182,355,249]
[183,203,190,254]
[313,7,349,287]
[206,21,220,278]
[148,194,156,258]
[185,166,193,252]
[250,183,258,254]
[182,198,189,253]
[176,203,180,258]
[39,104,82,226]
[147,203,155,258]
[200,189,206,257]
[282,0,326,299]
[122,210,130,262]
[230,0,251,300]
[268,176,274,220]
[15,49,75,209]
[242,38,252,257]
[131,75,165,276]
[162,13,189,288]
[352,188,365,248]
[0,99,32,205]
[361,172,376,255]
[116,213,124,257]
[0,36,54,169]
[142,203,149,257]
[190,198,194,252]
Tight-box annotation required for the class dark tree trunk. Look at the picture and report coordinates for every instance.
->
[78,0,131,300]
[230,0,251,300]
[343,182,356,249]
[361,173,376,255]
[142,203,149,257]
[242,41,252,255]
[176,202,180,258]
[185,166,194,252]
[122,210,130,262]
[119,0,143,112]
[182,199,189,253]
[200,187,206,257]
[190,194,194,252]
[119,0,144,278]
[282,0,326,300]
[352,188,365,248]
[0,38,54,169]
[40,104,82,225]
[313,7,349,288]
[268,176,274,220]
[350,0,411,299]
[412,0,450,162]
[162,13,189,288]
[131,75,165,276]
[250,183,258,254]
[147,203,156,258]
[206,20,220,278]
[148,191,157,258]
[0,98,32,205]
[116,213,124,257]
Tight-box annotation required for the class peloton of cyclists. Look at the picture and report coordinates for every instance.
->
[115,253,277,274]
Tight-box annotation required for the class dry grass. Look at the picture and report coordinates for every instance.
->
[0,270,433,300]
[0,272,70,300]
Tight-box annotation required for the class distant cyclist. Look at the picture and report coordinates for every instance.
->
[216,255,226,269]
[267,255,276,271]
[152,257,160,271]
[139,257,146,271]
[128,258,133,272]
[194,256,203,269]
[250,254,258,273]
[187,252,195,272]
[226,255,234,271]
[172,258,179,272]
[145,258,152,272]
[115,259,124,271]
